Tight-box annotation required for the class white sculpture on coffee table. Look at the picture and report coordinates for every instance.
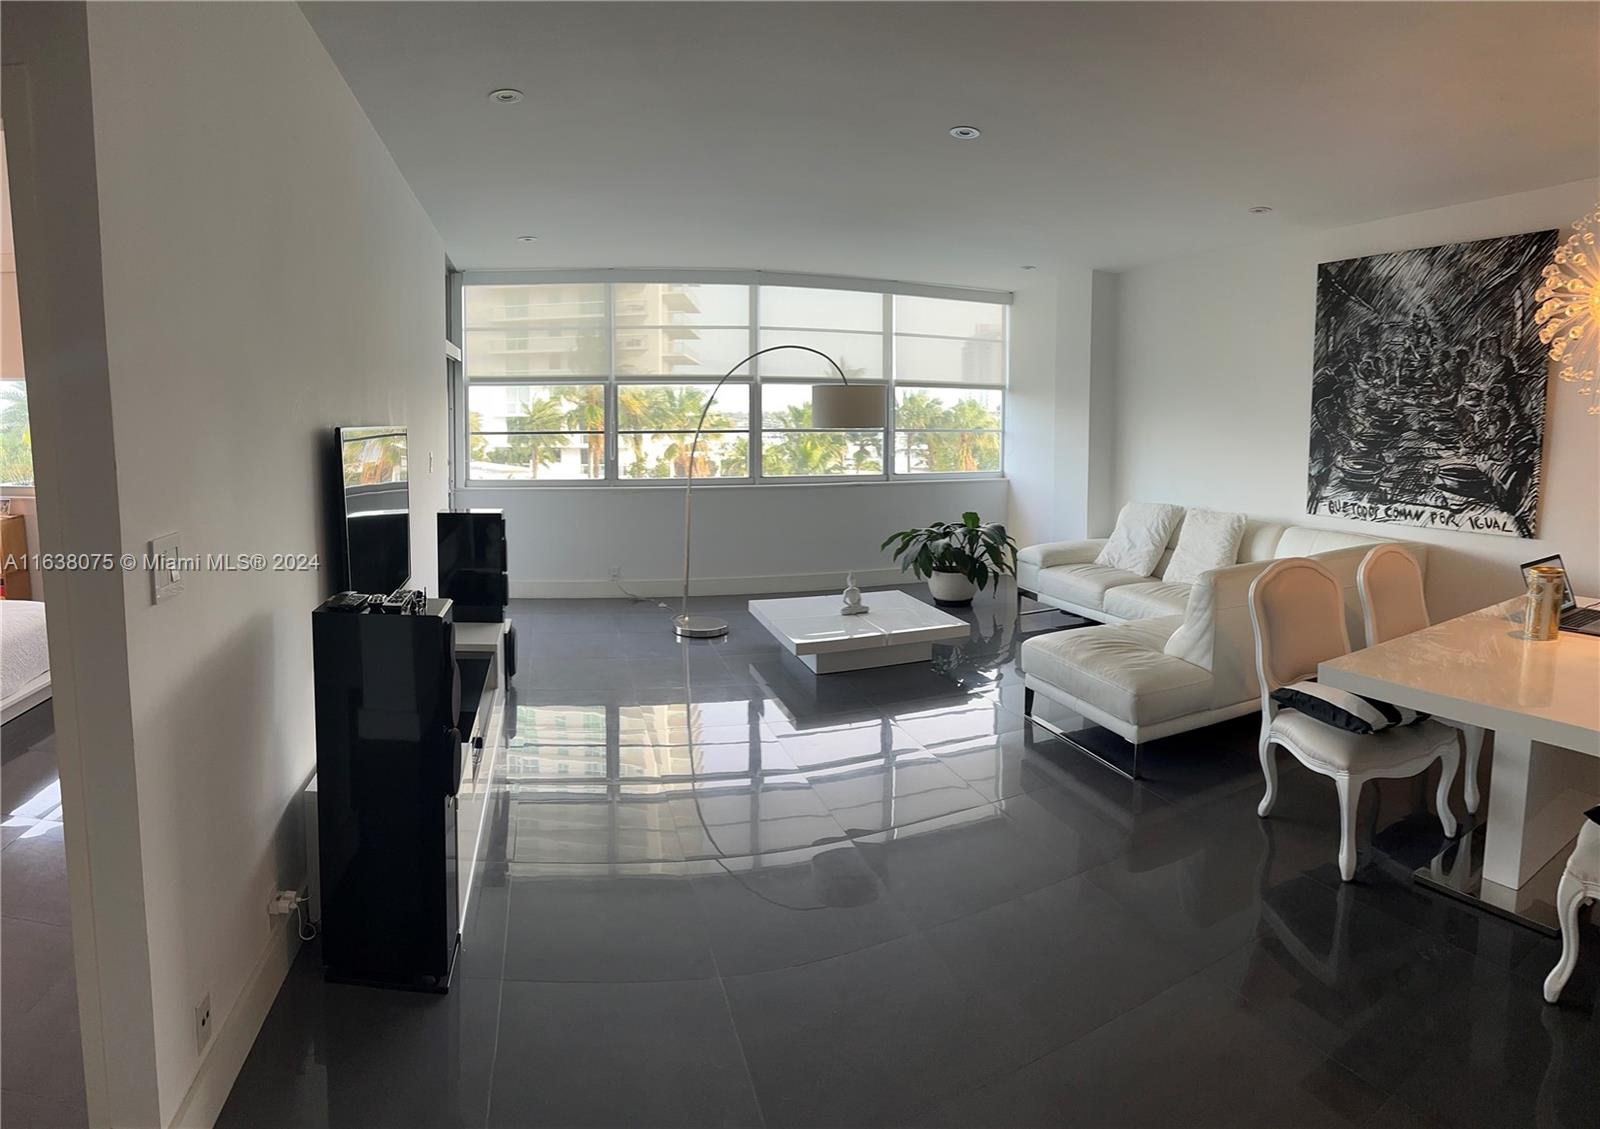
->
[841,573,869,615]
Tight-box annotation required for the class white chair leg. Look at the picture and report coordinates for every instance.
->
[1543,869,1587,1004]
[1434,747,1459,839]
[1459,725,1485,815]
[1257,738,1278,818]
[1336,775,1359,882]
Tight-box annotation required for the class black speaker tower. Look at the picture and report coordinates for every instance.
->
[437,510,508,623]
[312,596,461,989]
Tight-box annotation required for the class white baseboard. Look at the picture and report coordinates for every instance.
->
[168,894,303,1129]
[509,567,909,600]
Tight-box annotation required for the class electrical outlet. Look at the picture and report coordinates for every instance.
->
[194,992,212,1055]
[608,567,622,579]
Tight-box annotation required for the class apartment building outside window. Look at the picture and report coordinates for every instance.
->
[458,274,1008,484]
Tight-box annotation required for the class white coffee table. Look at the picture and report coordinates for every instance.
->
[747,589,970,673]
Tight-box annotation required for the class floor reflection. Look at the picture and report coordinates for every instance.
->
[216,588,1600,1129]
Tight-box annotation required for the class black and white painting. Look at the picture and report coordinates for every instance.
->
[1307,229,1558,538]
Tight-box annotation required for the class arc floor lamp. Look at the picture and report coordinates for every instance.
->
[675,344,887,638]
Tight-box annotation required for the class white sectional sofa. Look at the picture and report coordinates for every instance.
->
[1017,511,1424,777]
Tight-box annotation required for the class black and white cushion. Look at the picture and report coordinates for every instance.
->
[1271,679,1429,735]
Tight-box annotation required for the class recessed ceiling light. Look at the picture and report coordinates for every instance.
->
[1248,205,1274,215]
[489,88,525,105]
[515,234,539,243]
[948,125,982,140]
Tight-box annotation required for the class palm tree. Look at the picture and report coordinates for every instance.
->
[892,390,945,472]
[620,384,743,478]
[616,384,664,476]
[943,397,1001,471]
[762,402,854,476]
[558,384,606,477]
[719,436,750,477]
[484,394,569,476]
[890,392,999,472]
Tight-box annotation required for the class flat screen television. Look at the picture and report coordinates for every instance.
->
[333,425,410,595]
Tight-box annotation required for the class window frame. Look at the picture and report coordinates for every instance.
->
[454,270,1010,489]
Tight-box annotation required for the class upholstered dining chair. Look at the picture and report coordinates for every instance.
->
[1357,544,1489,814]
[1249,557,1460,882]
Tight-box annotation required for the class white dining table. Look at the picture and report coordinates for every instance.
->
[1319,597,1600,927]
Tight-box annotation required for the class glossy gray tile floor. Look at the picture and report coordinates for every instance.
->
[1,702,90,1129]
[218,587,1600,1129]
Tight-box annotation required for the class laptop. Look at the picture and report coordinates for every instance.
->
[1519,554,1600,636]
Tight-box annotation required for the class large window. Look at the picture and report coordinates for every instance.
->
[459,275,1007,484]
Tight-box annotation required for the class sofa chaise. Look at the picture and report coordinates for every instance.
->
[1016,505,1424,778]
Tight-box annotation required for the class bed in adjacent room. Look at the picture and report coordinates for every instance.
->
[1,599,51,723]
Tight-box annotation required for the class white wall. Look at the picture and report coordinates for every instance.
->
[6,3,447,1125]
[1001,276,1061,549]
[1050,271,1096,541]
[459,478,1007,596]
[1113,179,1600,620]
[1003,268,1117,551]
[1086,271,1119,536]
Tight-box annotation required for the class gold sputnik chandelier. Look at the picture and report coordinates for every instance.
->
[1535,205,1600,415]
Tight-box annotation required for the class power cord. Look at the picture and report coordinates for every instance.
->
[269,890,320,940]
[293,899,319,942]
[611,573,674,613]
[684,781,831,913]
[673,647,834,913]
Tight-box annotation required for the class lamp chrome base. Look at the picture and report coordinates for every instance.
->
[674,614,729,639]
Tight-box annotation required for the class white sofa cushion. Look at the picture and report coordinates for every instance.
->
[1269,710,1456,772]
[1095,502,1184,575]
[1035,563,1150,613]
[1016,539,1106,592]
[1163,508,1248,585]
[1021,616,1214,726]
[1103,580,1193,620]
[1017,540,1107,570]
[1239,521,1290,563]
[1276,527,1394,557]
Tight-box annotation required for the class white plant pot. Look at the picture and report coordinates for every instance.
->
[928,569,978,607]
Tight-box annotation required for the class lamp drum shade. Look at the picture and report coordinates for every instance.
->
[810,383,887,429]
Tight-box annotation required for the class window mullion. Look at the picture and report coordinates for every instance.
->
[884,291,895,480]
[606,283,617,480]
[750,284,764,484]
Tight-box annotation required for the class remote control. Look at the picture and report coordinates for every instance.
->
[376,588,426,615]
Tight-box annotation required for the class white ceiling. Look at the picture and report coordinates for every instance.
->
[302,1,1599,288]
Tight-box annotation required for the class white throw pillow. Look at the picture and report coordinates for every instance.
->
[1162,508,1248,585]
[1095,502,1184,576]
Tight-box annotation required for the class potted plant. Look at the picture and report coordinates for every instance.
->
[881,512,1018,607]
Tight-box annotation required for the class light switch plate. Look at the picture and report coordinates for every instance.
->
[149,532,185,605]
